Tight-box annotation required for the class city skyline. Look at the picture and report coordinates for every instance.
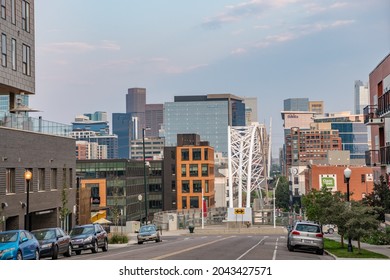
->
[30,0,390,156]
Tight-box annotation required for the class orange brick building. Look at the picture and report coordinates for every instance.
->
[175,136,215,210]
[305,165,374,200]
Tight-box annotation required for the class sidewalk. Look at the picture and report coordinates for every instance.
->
[325,234,390,259]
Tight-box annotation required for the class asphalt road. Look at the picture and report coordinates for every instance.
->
[59,234,333,260]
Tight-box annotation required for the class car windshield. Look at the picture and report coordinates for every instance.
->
[296,224,321,233]
[70,226,94,236]
[33,230,55,240]
[0,232,18,243]
[139,226,155,233]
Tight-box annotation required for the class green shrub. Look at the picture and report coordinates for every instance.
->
[109,233,129,244]
[362,228,390,245]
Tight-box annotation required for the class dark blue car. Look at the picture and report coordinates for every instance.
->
[0,230,40,260]
[32,227,72,259]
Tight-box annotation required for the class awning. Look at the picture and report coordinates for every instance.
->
[94,218,112,224]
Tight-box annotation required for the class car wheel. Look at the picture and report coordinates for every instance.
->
[64,244,72,257]
[91,241,98,253]
[75,250,81,255]
[288,243,294,252]
[17,251,23,260]
[138,241,143,245]
[317,249,324,255]
[328,228,334,234]
[52,245,59,260]
[102,239,108,252]
[34,249,40,260]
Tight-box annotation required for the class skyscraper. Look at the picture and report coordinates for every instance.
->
[354,80,369,114]
[163,94,246,155]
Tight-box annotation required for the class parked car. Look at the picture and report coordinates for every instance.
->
[69,224,108,255]
[136,225,161,244]
[31,227,72,259]
[323,224,337,234]
[287,221,324,255]
[0,230,40,260]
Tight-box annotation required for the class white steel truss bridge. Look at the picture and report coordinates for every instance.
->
[228,123,269,208]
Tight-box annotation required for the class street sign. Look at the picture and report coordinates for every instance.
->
[234,208,245,215]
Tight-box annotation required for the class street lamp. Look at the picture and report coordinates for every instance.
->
[142,127,151,225]
[138,194,142,224]
[343,167,353,253]
[24,170,32,231]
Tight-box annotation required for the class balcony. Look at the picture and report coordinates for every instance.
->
[380,146,390,165]
[365,149,380,166]
[377,87,390,118]
[363,105,384,125]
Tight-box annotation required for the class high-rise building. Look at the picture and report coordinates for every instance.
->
[145,104,163,137]
[284,98,309,111]
[243,97,258,125]
[354,80,369,114]
[363,53,390,181]
[163,94,246,155]
[126,87,146,137]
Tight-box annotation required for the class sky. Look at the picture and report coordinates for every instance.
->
[31,0,390,157]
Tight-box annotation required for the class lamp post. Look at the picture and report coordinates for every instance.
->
[138,194,142,224]
[343,167,353,253]
[142,127,150,225]
[24,170,32,231]
[273,177,280,229]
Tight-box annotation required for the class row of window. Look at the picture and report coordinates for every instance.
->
[181,164,211,177]
[1,0,31,74]
[181,148,209,161]
[181,180,210,193]
[1,34,31,75]
[5,168,73,194]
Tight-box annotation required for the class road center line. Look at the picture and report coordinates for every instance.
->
[150,236,234,260]
[272,238,279,260]
[236,236,268,260]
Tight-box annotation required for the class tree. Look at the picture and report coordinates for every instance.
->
[363,175,390,221]
[275,176,290,211]
[346,202,380,253]
[59,175,70,231]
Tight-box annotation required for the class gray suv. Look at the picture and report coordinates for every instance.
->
[70,224,108,255]
[287,221,324,255]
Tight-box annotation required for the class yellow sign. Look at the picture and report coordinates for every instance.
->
[234,208,245,215]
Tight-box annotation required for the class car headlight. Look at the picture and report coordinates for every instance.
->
[0,247,16,257]
[41,243,53,249]
[84,236,93,243]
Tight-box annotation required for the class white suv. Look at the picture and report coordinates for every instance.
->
[287,221,324,255]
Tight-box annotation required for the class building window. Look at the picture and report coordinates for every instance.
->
[171,181,176,192]
[22,44,31,75]
[69,168,73,188]
[11,0,15,24]
[62,168,67,187]
[50,168,57,189]
[182,180,189,193]
[192,149,201,160]
[1,0,5,19]
[1,33,6,67]
[181,149,189,161]
[22,0,30,32]
[181,164,186,177]
[6,168,15,194]
[171,164,176,175]
[205,180,209,193]
[204,149,208,160]
[189,164,198,177]
[193,180,202,193]
[190,196,199,208]
[361,174,365,183]
[38,168,45,191]
[201,164,208,176]
[182,196,187,209]
[11,38,16,70]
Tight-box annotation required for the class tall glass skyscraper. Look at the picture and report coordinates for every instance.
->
[163,94,246,155]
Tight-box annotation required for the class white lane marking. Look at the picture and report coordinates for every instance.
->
[272,238,279,260]
[236,236,268,260]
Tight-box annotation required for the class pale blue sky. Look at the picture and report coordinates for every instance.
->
[31,0,390,155]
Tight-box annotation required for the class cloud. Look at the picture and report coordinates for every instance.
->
[202,0,301,29]
[40,40,121,53]
[231,48,247,55]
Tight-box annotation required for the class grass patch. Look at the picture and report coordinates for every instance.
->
[324,238,388,259]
